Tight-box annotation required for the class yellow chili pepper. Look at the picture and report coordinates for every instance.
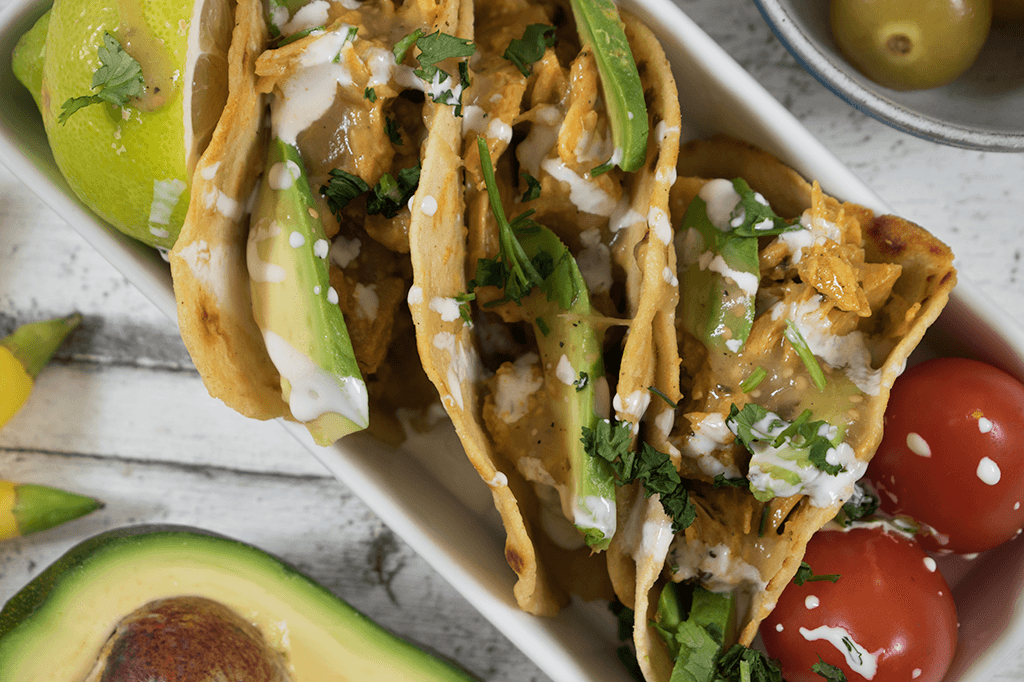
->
[0,313,81,428]
[0,481,103,540]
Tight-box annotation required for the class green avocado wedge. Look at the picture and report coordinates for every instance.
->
[0,525,479,682]
[249,137,369,445]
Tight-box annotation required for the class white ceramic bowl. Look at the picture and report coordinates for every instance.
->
[2,0,1024,679]
[753,0,1024,152]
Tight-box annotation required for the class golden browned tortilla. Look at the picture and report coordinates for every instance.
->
[170,0,462,441]
[628,135,956,680]
[409,0,682,616]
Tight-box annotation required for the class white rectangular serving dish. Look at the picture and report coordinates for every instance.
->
[2,0,1023,680]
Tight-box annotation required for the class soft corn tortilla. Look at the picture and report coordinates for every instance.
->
[169,0,284,421]
[170,0,461,433]
[409,0,682,615]
[631,135,956,679]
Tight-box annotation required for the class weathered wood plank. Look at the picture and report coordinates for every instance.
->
[0,448,548,682]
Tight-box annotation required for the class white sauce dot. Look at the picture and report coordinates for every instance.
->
[314,238,329,259]
[906,432,931,457]
[913,670,922,680]
[420,195,438,216]
[289,231,306,248]
[923,557,937,572]
[775,623,784,632]
[978,417,993,433]
[805,595,820,610]
[977,456,1001,485]
[327,286,339,305]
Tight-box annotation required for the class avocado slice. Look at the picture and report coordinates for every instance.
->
[249,136,369,445]
[0,525,479,681]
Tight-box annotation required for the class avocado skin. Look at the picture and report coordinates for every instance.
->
[0,524,480,681]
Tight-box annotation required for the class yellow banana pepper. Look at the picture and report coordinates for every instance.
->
[0,481,103,540]
[0,313,81,428]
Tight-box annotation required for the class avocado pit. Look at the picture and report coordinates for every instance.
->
[83,596,292,682]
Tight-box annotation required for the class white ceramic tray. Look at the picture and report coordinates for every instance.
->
[2,0,1023,680]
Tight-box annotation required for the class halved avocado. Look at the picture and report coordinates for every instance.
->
[0,525,479,681]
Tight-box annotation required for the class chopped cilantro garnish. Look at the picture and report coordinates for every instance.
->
[320,169,370,217]
[715,645,785,682]
[274,25,325,48]
[59,33,144,124]
[414,31,476,68]
[409,32,476,110]
[647,386,678,409]
[520,172,542,202]
[833,482,879,527]
[364,87,377,102]
[469,137,549,305]
[367,164,421,218]
[812,656,848,682]
[728,403,846,479]
[740,366,768,392]
[581,419,695,532]
[793,561,841,586]
[713,474,747,489]
[535,316,550,336]
[393,29,423,64]
[454,292,475,325]
[320,164,420,220]
[385,117,403,145]
[574,371,589,392]
[729,178,802,236]
[590,160,614,177]
[502,24,556,77]
[784,319,827,390]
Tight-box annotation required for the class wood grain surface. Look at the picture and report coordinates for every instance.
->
[2,0,1023,679]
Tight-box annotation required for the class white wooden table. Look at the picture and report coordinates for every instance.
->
[2,0,1023,679]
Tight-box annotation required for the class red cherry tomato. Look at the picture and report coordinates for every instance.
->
[761,525,957,682]
[868,357,1024,553]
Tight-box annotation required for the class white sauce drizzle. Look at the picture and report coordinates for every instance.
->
[262,329,368,427]
[799,626,882,680]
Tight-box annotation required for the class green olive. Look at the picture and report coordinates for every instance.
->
[831,0,993,90]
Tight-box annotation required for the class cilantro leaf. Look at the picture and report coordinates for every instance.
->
[834,482,879,527]
[411,32,475,103]
[502,24,556,77]
[574,371,589,392]
[793,561,841,586]
[415,31,476,67]
[812,656,848,682]
[385,117,403,145]
[729,177,803,237]
[470,137,547,305]
[455,292,475,325]
[393,29,423,64]
[582,419,633,471]
[364,87,377,102]
[713,474,748,489]
[320,169,371,218]
[521,172,542,202]
[582,420,695,532]
[59,33,144,124]
[715,645,785,682]
[366,164,421,218]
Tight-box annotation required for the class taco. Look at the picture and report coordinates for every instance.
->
[407,0,682,615]
[622,135,956,680]
[169,0,469,445]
